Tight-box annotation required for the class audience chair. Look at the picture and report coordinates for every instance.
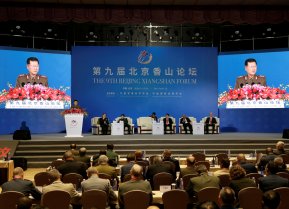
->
[276,172,289,180]
[0,191,25,209]
[153,172,174,190]
[273,187,289,209]
[81,189,107,209]
[34,171,51,186]
[182,174,198,190]
[280,154,289,164]
[195,161,210,171]
[123,190,150,209]
[192,153,206,162]
[215,153,228,165]
[62,173,84,190]
[162,189,189,209]
[238,187,263,209]
[50,159,65,169]
[137,117,153,134]
[245,173,263,186]
[98,173,112,180]
[41,190,71,209]
[218,174,231,187]
[197,187,220,205]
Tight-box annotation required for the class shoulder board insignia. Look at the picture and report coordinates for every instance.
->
[39,75,47,78]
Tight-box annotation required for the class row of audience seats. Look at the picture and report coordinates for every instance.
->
[91,116,220,134]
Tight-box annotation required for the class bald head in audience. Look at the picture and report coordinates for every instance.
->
[98,155,109,165]
[187,156,196,166]
[130,164,143,179]
[147,206,160,209]
[219,187,236,206]
[47,169,62,182]
[86,166,99,178]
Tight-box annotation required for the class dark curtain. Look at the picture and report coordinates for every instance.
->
[0,6,288,24]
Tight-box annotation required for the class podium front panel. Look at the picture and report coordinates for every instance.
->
[64,114,84,137]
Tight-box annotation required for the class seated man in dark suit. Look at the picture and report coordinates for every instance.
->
[98,113,110,135]
[274,157,289,173]
[117,114,131,134]
[204,112,217,134]
[58,150,88,179]
[120,153,135,182]
[218,187,236,209]
[163,113,173,134]
[257,147,276,172]
[180,114,193,134]
[74,147,91,167]
[259,161,289,192]
[273,141,288,155]
[1,167,42,200]
[262,190,280,209]
[162,149,180,173]
[236,153,257,174]
[180,155,198,178]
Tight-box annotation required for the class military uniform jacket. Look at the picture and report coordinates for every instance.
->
[16,74,48,87]
[235,75,266,89]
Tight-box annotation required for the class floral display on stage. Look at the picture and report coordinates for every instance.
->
[218,84,289,107]
[0,83,71,108]
[60,107,88,117]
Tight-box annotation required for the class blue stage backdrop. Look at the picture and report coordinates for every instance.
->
[72,46,218,132]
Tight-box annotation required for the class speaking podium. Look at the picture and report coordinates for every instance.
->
[64,114,84,137]
[193,122,204,135]
[111,121,124,135]
[152,121,164,135]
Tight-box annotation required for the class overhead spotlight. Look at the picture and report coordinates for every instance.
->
[16,25,21,30]
[195,32,200,37]
[266,27,272,32]
[235,30,240,35]
[47,28,52,32]
[89,31,94,35]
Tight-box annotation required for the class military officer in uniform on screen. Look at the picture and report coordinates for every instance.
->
[16,57,48,87]
[234,58,266,89]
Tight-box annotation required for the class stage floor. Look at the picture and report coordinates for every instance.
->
[0,132,285,142]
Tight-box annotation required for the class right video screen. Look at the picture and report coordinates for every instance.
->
[218,49,289,109]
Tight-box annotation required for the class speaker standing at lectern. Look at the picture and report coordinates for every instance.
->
[234,58,266,89]
[71,99,81,109]
[16,57,48,88]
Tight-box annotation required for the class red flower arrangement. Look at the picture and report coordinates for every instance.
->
[218,84,289,106]
[0,84,70,105]
[61,107,88,116]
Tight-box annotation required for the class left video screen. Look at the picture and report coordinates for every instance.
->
[0,47,71,109]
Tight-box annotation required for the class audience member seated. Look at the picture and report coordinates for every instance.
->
[228,165,256,198]
[273,141,288,155]
[163,113,173,134]
[1,167,42,200]
[259,161,289,192]
[186,164,220,203]
[274,157,288,173]
[95,155,119,185]
[58,151,88,179]
[257,147,276,172]
[16,195,33,209]
[180,114,193,134]
[236,153,257,174]
[218,187,237,209]
[120,153,135,182]
[213,158,230,177]
[135,150,149,165]
[162,149,180,173]
[118,164,152,209]
[262,190,280,209]
[74,147,91,167]
[106,144,119,167]
[81,167,117,208]
[196,201,220,209]
[68,143,79,156]
[42,169,81,207]
[92,149,107,166]
[180,155,198,178]
[146,155,174,188]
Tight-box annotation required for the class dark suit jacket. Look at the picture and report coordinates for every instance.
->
[229,177,256,197]
[117,117,129,125]
[257,154,276,171]
[74,155,91,167]
[163,117,173,126]
[259,174,289,192]
[180,117,191,125]
[239,162,258,174]
[163,157,180,172]
[120,161,134,182]
[1,179,42,200]
[98,117,110,126]
[57,160,88,179]
[205,117,217,124]
[146,163,174,188]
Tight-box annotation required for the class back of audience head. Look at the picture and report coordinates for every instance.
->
[127,153,135,162]
[263,190,280,209]
[276,141,285,150]
[163,149,172,158]
[236,153,246,163]
[197,201,220,209]
[147,206,160,209]
[79,147,87,157]
[229,165,246,180]
[197,164,208,175]
[135,150,144,160]
[151,155,162,165]
[63,150,74,161]
[13,167,24,179]
[107,144,114,150]
[265,147,274,155]
[86,166,98,178]
[17,196,32,209]
[70,143,77,149]
[187,156,196,166]
[220,158,230,169]
[47,169,61,182]
[130,164,143,179]
[219,187,236,206]
[98,155,109,165]
[266,160,279,175]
